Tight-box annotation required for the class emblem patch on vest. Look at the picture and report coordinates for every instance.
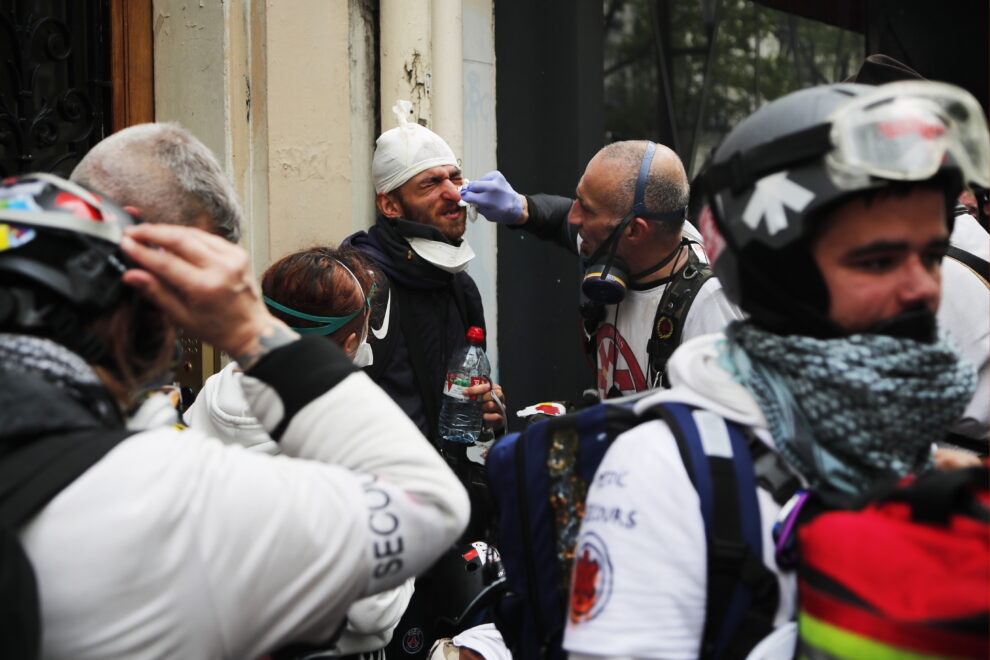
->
[656,315,675,340]
[570,531,613,623]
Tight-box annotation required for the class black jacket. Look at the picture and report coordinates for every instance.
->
[344,217,486,443]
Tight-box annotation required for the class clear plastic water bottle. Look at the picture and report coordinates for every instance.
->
[438,326,490,444]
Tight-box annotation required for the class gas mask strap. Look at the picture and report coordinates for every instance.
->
[629,237,689,281]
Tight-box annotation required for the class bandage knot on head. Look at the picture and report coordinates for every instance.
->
[372,100,458,193]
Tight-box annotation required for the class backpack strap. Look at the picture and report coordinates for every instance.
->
[0,427,133,526]
[945,245,990,287]
[646,246,714,388]
[648,402,780,660]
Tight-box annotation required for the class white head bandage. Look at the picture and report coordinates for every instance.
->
[372,100,458,193]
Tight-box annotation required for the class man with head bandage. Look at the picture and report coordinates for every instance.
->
[345,101,509,660]
[344,101,506,449]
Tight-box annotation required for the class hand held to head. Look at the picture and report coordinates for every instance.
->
[120,224,297,368]
[460,171,526,225]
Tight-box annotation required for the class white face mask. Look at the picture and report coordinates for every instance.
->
[407,236,475,273]
[352,340,374,368]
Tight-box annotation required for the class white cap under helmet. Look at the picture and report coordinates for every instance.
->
[372,100,458,194]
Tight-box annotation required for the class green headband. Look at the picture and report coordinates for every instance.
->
[263,296,362,336]
[264,269,377,336]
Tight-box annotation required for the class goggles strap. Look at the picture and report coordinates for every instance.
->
[705,123,832,195]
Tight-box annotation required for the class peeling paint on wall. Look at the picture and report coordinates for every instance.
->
[402,51,431,126]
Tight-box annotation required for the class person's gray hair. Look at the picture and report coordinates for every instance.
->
[599,140,689,236]
[71,122,243,243]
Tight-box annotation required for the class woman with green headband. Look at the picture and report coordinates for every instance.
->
[185,246,412,659]
[260,246,378,365]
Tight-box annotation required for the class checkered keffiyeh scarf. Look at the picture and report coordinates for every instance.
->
[721,322,977,494]
[0,333,121,423]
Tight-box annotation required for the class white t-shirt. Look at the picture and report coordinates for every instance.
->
[564,334,801,660]
[592,242,743,399]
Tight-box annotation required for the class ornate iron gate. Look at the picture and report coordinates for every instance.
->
[0,0,112,178]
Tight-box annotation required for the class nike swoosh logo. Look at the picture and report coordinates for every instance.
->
[370,288,392,340]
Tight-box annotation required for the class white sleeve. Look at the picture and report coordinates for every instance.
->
[682,277,745,341]
[239,337,470,595]
[199,337,468,653]
[938,259,989,440]
[563,420,707,660]
[183,363,278,453]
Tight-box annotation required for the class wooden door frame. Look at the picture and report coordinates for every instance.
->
[110,0,154,129]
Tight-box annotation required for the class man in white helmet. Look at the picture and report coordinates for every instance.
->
[345,102,505,451]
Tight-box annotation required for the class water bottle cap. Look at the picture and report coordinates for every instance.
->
[466,326,485,344]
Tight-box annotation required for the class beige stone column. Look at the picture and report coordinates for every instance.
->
[153,0,377,272]
[153,0,377,378]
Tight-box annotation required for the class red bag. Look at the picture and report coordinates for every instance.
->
[797,465,990,659]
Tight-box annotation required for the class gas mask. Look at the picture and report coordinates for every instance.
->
[580,142,687,305]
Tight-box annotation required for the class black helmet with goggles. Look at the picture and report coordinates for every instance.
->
[700,81,989,337]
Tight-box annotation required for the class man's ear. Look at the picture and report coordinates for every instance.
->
[626,216,651,243]
[376,192,403,219]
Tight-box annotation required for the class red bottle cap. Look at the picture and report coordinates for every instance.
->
[466,326,485,345]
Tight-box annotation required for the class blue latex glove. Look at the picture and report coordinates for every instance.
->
[460,171,523,224]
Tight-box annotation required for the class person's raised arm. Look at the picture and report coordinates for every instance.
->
[120,223,296,369]
[121,224,470,599]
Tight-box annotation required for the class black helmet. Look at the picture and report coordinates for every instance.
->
[429,540,506,636]
[386,540,506,658]
[700,81,989,336]
[0,172,140,362]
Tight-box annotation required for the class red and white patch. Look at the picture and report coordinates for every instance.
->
[515,402,568,418]
[570,531,613,623]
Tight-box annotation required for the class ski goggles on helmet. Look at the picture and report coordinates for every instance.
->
[826,81,989,189]
[705,81,989,196]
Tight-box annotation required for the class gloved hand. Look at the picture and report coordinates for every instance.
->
[460,171,524,224]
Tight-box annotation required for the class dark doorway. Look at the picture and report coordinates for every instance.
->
[494,1,604,429]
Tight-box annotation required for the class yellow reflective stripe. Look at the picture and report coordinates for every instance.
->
[799,611,958,660]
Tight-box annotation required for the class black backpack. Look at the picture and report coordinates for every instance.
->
[0,425,132,658]
[486,398,799,659]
